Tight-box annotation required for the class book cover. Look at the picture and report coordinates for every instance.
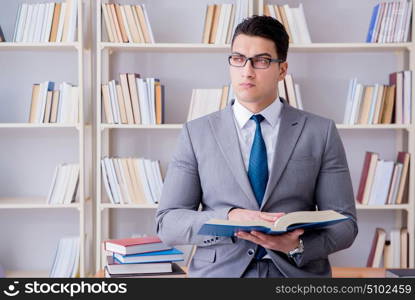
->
[104,236,169,255]
[114,248,184,264]
[105,262,185,278]
[106,256,172,275]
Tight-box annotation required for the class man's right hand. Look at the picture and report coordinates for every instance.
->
[227,208,285,224]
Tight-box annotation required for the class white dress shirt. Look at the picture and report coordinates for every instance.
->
[232,97,283,260]
[232,97,283,173]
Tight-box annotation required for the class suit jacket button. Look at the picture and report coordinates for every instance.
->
[247,249,255,256]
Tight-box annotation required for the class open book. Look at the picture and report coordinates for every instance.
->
[198,210,350,237]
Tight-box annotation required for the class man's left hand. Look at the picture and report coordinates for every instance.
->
[235,212,304,253]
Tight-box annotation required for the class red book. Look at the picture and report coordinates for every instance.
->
[356,152,374,204]
[366,228,386,267]
[104,236,170,255]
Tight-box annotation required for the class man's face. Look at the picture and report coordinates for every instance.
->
[229,34,288,106]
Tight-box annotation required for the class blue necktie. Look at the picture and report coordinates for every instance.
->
[247,114,268,260]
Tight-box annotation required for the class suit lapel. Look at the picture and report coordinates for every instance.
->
[209,101,259,209]
[260,100,306,210]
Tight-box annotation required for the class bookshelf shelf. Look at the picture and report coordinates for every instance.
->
[99,42,412,53]
[0,197,81,210]
[0,123,81,129]
[5,270,49,278]
[356,204,411,211]
[100,203,158,210]
[100,124,183,130]
[0,42,80,51]
[336,124,412,130]
[100,124,409,131]
[0,0,87,277]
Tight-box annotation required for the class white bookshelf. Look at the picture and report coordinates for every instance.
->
[0,0,86,277]
[100,42,413,53]
[91,0,412,271]
[0,42,80,51]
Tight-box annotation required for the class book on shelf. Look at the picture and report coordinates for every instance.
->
[47,163,80,205]
[49,236,79,278]
[13,0,78,43]
[366,227,386,267]
[343,71,412,125]
[367,227,409,268]
[113,248,184,264]
[187,88,223,121]
[105,261,186,278]
[104,236,170,256]
[198,210,349,237]
[0,25,5,42]
[28,81,79,124]
[101,157,163,205]
[187,76,303,121]
[102,74,164,125]
[101,3,154,43]
[263,3,311,44]
[202,0,254,44]
[356,151,410,205]
[366,0,412,43]
[383,228,409,268]
[281,74,303,109]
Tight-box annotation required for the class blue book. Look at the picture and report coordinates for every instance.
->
[198,210,350,237]
[113,248,184,264]
[366,4,380,43]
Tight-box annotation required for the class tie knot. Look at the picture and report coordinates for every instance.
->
[251,114,265,124]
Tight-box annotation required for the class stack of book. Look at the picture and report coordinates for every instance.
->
[263,3,311,44]
[47,163,79,205]
[101,74,164,125]
[101,3,154,43]
[202,0,254,44]
[13,0,78,43]
[366,0,412,43]
[356,151,410,205]
[0,25,5,42]
[367,227,409,268]
[28,81,79,124]
[104,236,185,278]
[49,236,79,277]
[101,157,163,205]
[343,71,412,125]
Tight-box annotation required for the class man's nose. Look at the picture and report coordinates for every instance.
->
[241,59,255,78]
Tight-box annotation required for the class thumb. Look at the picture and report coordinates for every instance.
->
[288,229,304,237]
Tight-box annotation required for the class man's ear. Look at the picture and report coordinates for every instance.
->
[278,62,288,81]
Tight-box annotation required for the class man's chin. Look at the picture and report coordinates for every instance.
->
[236,96,260,104]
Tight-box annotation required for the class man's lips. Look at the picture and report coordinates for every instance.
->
[240,83,255,88]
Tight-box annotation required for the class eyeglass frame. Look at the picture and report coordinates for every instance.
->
[228,54,285,69]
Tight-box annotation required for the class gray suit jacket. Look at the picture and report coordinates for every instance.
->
[156,98,358,277]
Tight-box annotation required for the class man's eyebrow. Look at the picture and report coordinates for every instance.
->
[231,52,272,57]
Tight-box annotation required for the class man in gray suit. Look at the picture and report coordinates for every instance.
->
[156,16,357,277]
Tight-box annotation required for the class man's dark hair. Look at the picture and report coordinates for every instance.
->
[231,15,289,62]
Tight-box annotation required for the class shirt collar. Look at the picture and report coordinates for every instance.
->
[233,96,283,129]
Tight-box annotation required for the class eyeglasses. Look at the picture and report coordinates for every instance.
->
[228,55,284,69]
